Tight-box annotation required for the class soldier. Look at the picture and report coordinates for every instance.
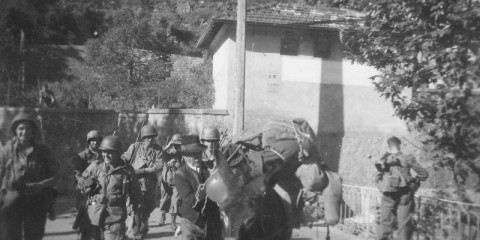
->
[79,135,142,240]
[159,134,183,230]
[72,130,103,240]
[38,84,56,108]
[174,135,223,240]
[375,136,429,240]
[122,125,163,240]
[0,113,57,240]
[200,126,220,170]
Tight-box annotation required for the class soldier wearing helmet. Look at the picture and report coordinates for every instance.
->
[73,130,103,180]
[200,126,221,170]
[0,113,58,240]
[71,130,103,240]
[375,136,428,240]
[121,124,163,239]
[158,133,183,230]
[79,136,142,240]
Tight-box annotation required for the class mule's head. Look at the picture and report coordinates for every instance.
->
[202,142,279,239]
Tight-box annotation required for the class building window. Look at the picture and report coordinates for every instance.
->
[280,38,299,56]
[314,34,331,59]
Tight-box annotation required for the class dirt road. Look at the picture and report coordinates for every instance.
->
[43,195,361,240]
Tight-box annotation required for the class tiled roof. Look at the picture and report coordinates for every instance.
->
[196,6,364,48]
[224,6,363,26]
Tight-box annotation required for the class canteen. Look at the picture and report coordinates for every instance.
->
[205,171,229,204]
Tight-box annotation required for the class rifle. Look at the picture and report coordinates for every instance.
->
[219,128,228,146]
[72,207,86,230]
[136,121,146,142]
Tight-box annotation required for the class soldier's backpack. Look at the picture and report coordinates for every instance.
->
[376,154,411,193]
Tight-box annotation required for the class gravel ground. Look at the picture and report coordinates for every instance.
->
[44,195,362,240]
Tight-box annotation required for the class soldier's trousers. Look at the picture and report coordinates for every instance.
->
[76,193,103,240]
[170,187,180,214]
[3,194,47,240]
[132,190,156,239]
[78,208,103,240]
[159,180,180,214]
[159,180,172,213]
[376,190,414,240]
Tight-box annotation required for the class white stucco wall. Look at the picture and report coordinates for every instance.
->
[210,24,408,136]
[212,38,233,109]
[207,24,418,179]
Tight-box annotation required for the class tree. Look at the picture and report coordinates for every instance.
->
[342,0,480,202]
[85,8,173,111]
[157,59,214,109]
[0,0,110,107]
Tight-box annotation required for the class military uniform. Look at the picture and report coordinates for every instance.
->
[0,114,57,240]
[159,147,182,219]
[81,159,142,240]
[375,152,428,240]
[200,126,221,171]
[122,140,163,239]
[72,145,103,240]
[74,148,102,178]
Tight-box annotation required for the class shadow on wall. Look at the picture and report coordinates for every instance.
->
[117,112,149,148]
[153,111,187,147]
[317,59,344,172]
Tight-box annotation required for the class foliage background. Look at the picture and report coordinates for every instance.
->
[0,0,367,111]
[339,0,480,202]
[0,0,223,111]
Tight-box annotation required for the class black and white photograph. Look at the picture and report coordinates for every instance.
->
[0,0,479,239]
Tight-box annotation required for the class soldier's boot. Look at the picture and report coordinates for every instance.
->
[170,214,177,231]
[159,213,166,226]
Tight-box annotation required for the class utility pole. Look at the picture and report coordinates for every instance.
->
[7,75,10,107]
[19,29,25,98]
[233,0,246,137]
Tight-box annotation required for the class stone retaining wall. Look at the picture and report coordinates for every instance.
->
[0,107,117,192]
[0,107,230,193]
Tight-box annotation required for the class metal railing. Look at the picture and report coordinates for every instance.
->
[337,184,480,240]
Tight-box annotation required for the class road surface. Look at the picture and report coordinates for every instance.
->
[44,195,362,240]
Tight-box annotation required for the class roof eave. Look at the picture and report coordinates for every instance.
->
[196,18,228,49]
[195,18,361,49]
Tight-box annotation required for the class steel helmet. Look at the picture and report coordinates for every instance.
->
[86,130,102,142]
[201,126,220,141]
[171,134,182,144]
[140,125,157,139]
[10,113,37,135]
[387,136,401,146]
[99,135,123,152]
